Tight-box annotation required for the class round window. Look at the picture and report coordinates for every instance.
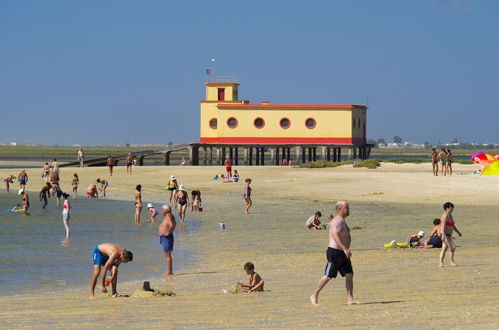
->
[280,118,291,129]
[254,117,265,129]
[227,117,238,128]
[209,118,217,129]
[305,118,316,129]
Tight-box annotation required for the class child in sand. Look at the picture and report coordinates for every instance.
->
[191,189,201,211]
[147,203,158,222]
[306,211,322,230]
[407,231,425,247]
[96,178,109,197]
[223,262,264,294]
[11,203,23,212]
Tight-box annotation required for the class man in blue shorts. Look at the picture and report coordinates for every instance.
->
[310,201,361,306]
[158,205,176,276]
[90,243,133,299]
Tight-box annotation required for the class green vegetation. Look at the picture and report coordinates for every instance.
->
[353,159,381,169]
[0,146,155,157]
[371,148,499,157]
[302,160,353,168]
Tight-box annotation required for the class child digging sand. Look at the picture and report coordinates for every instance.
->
[223,262,264,294]
[147,203,158,222]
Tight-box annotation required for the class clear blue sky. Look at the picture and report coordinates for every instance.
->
[1,0,498,145]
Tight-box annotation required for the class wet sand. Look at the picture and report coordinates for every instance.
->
[1,163,499,328]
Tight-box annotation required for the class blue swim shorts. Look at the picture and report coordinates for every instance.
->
[92,246,109,266]
[19,178,26,185]
[160,235,174,252]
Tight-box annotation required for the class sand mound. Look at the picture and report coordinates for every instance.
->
[131,289,176,298]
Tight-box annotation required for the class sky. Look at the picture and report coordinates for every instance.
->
[1,0,498,145]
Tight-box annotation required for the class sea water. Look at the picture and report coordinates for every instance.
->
[0,191,196,296]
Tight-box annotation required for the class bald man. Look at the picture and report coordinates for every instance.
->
[310,200,361,306]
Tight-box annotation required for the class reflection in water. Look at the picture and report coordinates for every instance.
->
[0,192,196,296]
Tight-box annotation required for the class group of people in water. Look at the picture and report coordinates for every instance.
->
[431,147,454,176]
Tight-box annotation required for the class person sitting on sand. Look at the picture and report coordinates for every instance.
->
[223,262,264,294]
[4,174,15,192]
[96,178,109,197]
[147,203,158,222]
[407,231,425,247]
[306,211,322,230]
[158,205,176,276]
[423,218,443,248]
[90,243,133,298]
[86,184,98,198]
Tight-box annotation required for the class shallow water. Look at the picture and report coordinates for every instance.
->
[0,191,196,296]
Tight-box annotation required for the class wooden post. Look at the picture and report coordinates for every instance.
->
[164,152,170,166]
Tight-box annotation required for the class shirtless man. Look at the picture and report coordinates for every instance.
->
[39,182,51,209]
[310,201,361,306]
[42,163,50,182]
[224,155,232,178]
[431,148,439,176]
[439,202,462,267]
[90,243,133,298]
[4,174,15,192]
[18,170,28,190]
[158,205,176,276]
[51,158,60,174]
[126,153,133,174]
[106,155,114,176]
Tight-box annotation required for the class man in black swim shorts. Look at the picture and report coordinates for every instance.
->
[310,200,361,306]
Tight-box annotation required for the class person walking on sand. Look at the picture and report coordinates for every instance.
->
[61,193,71,238]
[126,153,133,175]
[78,148,84,167]
[439,202,462,267]
[72,173,79,198]
[106,155,114,176]
[224,155,232,178]
[438,148,448,176]
[4,174,15,192]
[158,205,176,276]
[243,178,252,214]
[39,182,51,209]
[18,170,28,190]
[446,148,453,175]
[310,200,361,306]
[90,243,133,299]
[431,148,439,176]
[176,185,189,222]
[134,184,142,224]
[21,190,30,216]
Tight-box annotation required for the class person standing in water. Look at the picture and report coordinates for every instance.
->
[106,155,114,176]
[310,200,361,306]
[439,202,462,267]
[134,184,142,224]
[158,205,176,276]
[39,182,51,209]
[18,170,28,190]
[21,190,30,216]
[126,153,133,175]
[176,185,189,222]
[62,193,71,238]
[72,173,79,198]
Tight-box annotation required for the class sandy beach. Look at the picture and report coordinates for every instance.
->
[1,163,499,328]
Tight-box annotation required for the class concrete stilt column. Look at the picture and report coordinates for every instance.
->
[235,147,239,165]
[321,147,326,162]
[203,147,207,165]
[338,148,342,162]
[248,147,253,165]
[188,146,199,165]
[308,148,312,162]
[286,148,291,162]
[209,147,213,165]
[270,148,275,165]
[326,147,331,161]
[216,148,221,166]
[256,148,260,165]
[260,147,265,165]
[295,147,301,165]
[221,147,226,166]
[302,147,306,163]
[229,148,233,162]
[243,148,249,165]
[164,152,171,166]
[139,155,145,166]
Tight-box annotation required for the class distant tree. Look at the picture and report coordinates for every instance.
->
[452,137,458,143]
[367,139,377,146]
[126,143,130,147]
[393,136,403,144]
[424,142,431,149]
[377,138,386,145]
[168,141,173,146]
